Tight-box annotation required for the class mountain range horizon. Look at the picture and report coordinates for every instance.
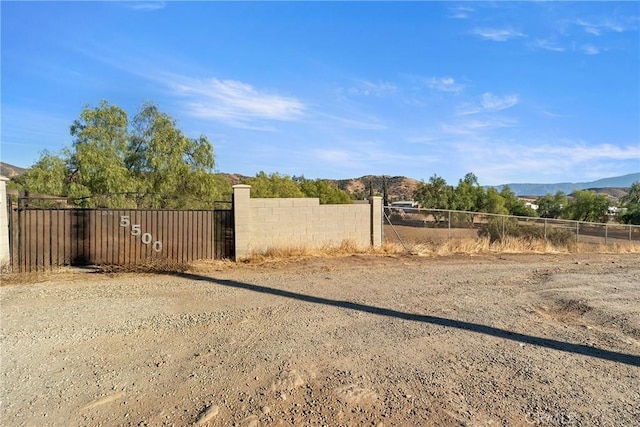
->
[1,161,638,199]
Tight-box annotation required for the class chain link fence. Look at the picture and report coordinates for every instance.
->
[383,206,640,249]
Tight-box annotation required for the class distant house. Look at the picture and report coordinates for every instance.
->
[608,206,622,217]
[390,201,419,209]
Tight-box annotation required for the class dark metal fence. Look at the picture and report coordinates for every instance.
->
[9,205,235,272]
[214,209,234,260]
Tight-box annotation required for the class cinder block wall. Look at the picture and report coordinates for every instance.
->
[233,185,381,260]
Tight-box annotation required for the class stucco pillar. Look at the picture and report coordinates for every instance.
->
[233,184,252,261]
[0,176,10,268]
[369,196,382,247]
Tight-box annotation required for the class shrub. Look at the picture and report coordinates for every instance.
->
[478,218,574,247]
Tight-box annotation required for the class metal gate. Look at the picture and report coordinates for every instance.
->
[214,209,234,260]
[8,202,235,272]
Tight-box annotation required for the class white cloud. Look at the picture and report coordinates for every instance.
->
[576,18,626,36]
[581,44,601,55]
[548,142,639,162]
[313,149,352,164]
[533,39,566,52]
[453,140,640,185]
[312,145,437,171]
[458,92,519,115]
[426,77,465,94]
[124,1,166,11]
[316,113,387,131]
[470,28,526,42]
[441,117,516,136]
[170,77,305,127]
[449,6,474,19]
[347,80,397,97]
[480,93,519,111]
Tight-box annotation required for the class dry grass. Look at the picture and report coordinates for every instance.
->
[241,240,390,264]
[222,233,640,265]
[408,237,640,257]
[3,236,638,283]
[575,241,640,254]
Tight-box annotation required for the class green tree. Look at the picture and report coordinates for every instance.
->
[21,151,68,196]
[536,191,567,219]
[618,181,640,225]
[126,102,225,208]
[479,187,508,215]
[563,190,610,223]
[68,100,135,207]
[20,100,226,208]
[413,174,453,209]
[298,178,351,204]
[500,186,537,217]
[242,172,305,198]
[452,173,484,212]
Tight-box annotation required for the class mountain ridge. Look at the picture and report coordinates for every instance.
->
[2,162,637,199]
[493,172,640,196]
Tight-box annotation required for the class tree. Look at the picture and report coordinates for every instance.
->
[68,100,135,207]
[21,151,68,197]
[479,187,508,215]
[126,102,225,208]
[500,186,537,217]
[563,190,610,223]
[451,172,483,212]
[20,100,227,208]
[382,175,389,207]
[618,181,640,225]
[298,178,351,204]
[242,172,305,198]
[413,174,453,209]
[536,191,567,219]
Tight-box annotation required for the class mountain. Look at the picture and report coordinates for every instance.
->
[219,173,421,201]
[493,173,640,197]
[2,160,636,201]
[0,162,27,178]
[330,175,421,201]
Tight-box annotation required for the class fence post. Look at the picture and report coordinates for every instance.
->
[232,185,252,261]
[576,222,580,244]
[501,216,505,240]
[605,223,608,245]
[0,176,10,269]
[544,219,547,242]
[369,196,382,247]
[448,210,451,241]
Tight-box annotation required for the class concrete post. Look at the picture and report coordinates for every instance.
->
[0,176,10,268]
[233,185,252,261]
[369,196,382,247]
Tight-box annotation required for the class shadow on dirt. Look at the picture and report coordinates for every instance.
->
[173,272,640,368]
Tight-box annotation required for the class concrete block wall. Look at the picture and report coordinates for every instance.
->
[233,185,382,260]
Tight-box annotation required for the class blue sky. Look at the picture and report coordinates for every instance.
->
[2,1,639,186]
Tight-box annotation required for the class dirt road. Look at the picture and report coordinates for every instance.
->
[1,253,639,426]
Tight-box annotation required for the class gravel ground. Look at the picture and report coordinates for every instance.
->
[1,253,639,426]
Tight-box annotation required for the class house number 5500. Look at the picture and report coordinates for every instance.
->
[120,215,163,252]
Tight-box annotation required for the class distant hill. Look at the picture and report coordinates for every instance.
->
[0,162,27,178]
[2,161,637,201]
[330,175,421,201]
[217,173,421,201]
[332,173,639,201]
[493,173,640,197]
